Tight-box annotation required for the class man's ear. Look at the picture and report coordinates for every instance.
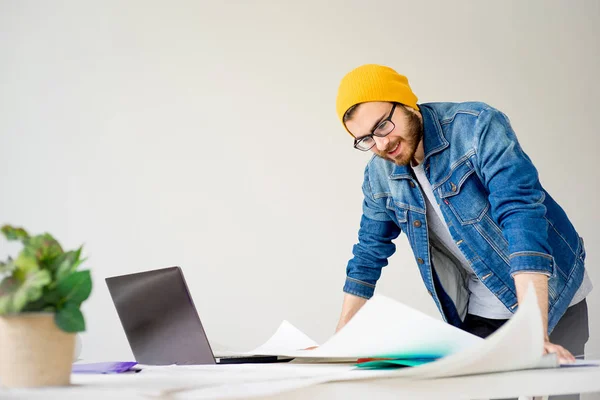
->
[402,104,422,120]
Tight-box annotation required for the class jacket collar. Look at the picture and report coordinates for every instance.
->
[389,104,448,179]
[421,104,449,160]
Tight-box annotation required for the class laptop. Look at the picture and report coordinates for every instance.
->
[106,266,291,365]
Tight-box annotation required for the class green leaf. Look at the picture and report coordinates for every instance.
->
[21,289,61,311]
[23,234,63,264]
[0,270,51,314]
[0,278,19,313]
[21,297,48,311]
[56,270,92,305]
[1,225,30,242]
[51,247,85,281]
[55,303,85,332]
[14,252,39,274]
[42,289,62,304]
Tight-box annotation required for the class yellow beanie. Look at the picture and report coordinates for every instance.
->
[336,64,419,135]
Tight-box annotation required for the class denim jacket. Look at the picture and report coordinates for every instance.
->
[344,102,586,334]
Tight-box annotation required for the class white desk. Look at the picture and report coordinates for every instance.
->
[272,367,600,400]
[1,364,600,400]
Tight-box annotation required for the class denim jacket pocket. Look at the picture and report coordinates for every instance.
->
[386,197,408,223]
[438,159,489,225]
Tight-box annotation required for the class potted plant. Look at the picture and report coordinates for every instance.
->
[0,225,92,388]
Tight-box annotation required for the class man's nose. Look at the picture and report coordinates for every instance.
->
[373,135,390,152]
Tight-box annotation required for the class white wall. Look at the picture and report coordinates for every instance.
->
[1,0,598,371]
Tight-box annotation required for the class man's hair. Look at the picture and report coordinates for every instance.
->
[343,104,360,125]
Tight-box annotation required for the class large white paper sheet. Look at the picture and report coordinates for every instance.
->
[247,320,318,355]
[356,283,556,378]
[212,321,317,358]
[301,295,481,358]
[245,295,482,359]
[246,283,555,379]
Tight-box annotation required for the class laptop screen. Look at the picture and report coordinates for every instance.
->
[106,266,216,365]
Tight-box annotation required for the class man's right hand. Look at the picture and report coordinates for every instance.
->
[335,293,368,333]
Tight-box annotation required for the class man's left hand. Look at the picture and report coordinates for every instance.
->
[544,340,575,364]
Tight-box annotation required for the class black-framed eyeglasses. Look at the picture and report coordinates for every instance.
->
[353,103,397,151]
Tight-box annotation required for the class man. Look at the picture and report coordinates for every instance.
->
[335,64,592,368]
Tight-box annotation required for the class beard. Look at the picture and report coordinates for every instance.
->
[375,108,423,166]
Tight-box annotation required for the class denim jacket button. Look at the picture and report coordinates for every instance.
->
[417,257,424,264]
[414,220,422,228]
[450,182,457,192]
[409,181,416,188]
